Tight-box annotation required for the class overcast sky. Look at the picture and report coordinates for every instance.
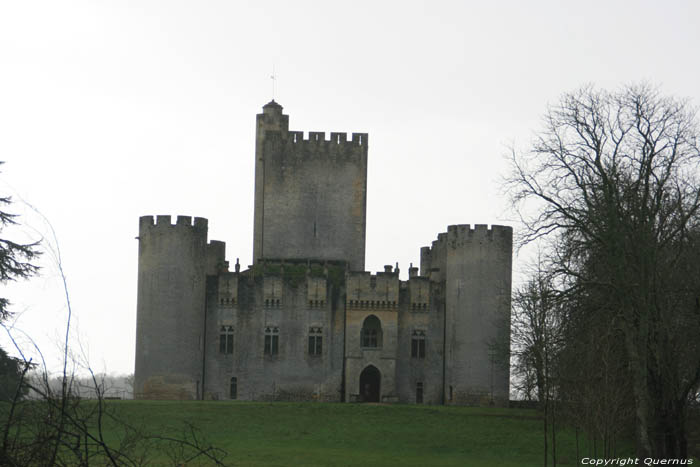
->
[1,0,698,376]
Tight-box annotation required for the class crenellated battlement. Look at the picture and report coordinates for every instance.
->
[433,232,447,248]
[446,224,512,245]
[286,131,368,146]
[139,215,208,233]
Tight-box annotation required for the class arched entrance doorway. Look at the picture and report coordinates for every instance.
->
[359,365,381,402]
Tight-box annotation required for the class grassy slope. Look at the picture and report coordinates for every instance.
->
[95,401,631,466]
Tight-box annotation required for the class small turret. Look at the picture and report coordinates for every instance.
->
[258,100,289,135]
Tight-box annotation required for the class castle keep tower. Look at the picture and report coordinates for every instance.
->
[253,101,368,271]
[134,215,209,399]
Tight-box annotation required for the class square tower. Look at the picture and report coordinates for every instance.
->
[252,101,368,270]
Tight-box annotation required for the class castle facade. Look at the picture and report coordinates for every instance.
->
[134,101,512,405]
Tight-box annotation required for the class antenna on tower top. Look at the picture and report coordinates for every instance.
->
[270,65,277,100]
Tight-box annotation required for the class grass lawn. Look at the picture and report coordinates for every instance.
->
[87,400,631,466]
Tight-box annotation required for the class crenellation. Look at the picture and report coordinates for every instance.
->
[140,215,210,235]
[156,214,171,226]
[285,130,366,149]
[289,131,303,143]
[138,216,155,234]
[194,217,208,230]
[177,215,192,226]
[351,133,367,146]
[330,132,347,144]
[308,131,325,142]
[444,224,513,248]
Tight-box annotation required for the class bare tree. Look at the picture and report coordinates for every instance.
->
[0,170,228,465]
[510,265,565,466]
[507,84,700,458]
[510,267,559,405]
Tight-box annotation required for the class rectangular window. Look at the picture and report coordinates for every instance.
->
[219,326,234,354]
[362,329,378,348]
[416,381,424,404]
[411,330,426,359]
[264,327,279,356]
[308,327,322,356]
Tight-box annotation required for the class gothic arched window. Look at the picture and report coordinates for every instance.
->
[361,315,382,348]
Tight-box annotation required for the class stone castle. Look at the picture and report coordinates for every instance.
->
[134,101,513,405]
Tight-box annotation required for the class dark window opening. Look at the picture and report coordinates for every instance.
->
[416,381,424,404]
[230,377,237,399]
[411,330,426,359]
[264,326,279,356]
[308,327,322,356]
[219,326,234,354]
[361,315,382,348]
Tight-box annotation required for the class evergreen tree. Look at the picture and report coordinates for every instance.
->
[0,161,40,399]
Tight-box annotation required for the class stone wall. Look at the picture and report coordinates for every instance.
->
[395,277,445,405]
[203,265,345,402]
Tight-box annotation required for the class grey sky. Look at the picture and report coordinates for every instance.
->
[2,0,698,375]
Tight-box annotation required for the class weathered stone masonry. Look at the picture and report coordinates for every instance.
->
[134,101,512,405]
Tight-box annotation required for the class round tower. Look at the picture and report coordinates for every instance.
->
[134,215,208,400]
[443,224,512,406]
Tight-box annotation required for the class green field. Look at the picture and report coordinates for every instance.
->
[82,401,628,466]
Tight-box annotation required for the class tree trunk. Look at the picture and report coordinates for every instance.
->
[624,321,653,457]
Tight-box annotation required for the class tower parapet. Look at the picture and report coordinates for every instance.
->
[446,224,512,244]
[286,131,367,147]
[139,214,208,231]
